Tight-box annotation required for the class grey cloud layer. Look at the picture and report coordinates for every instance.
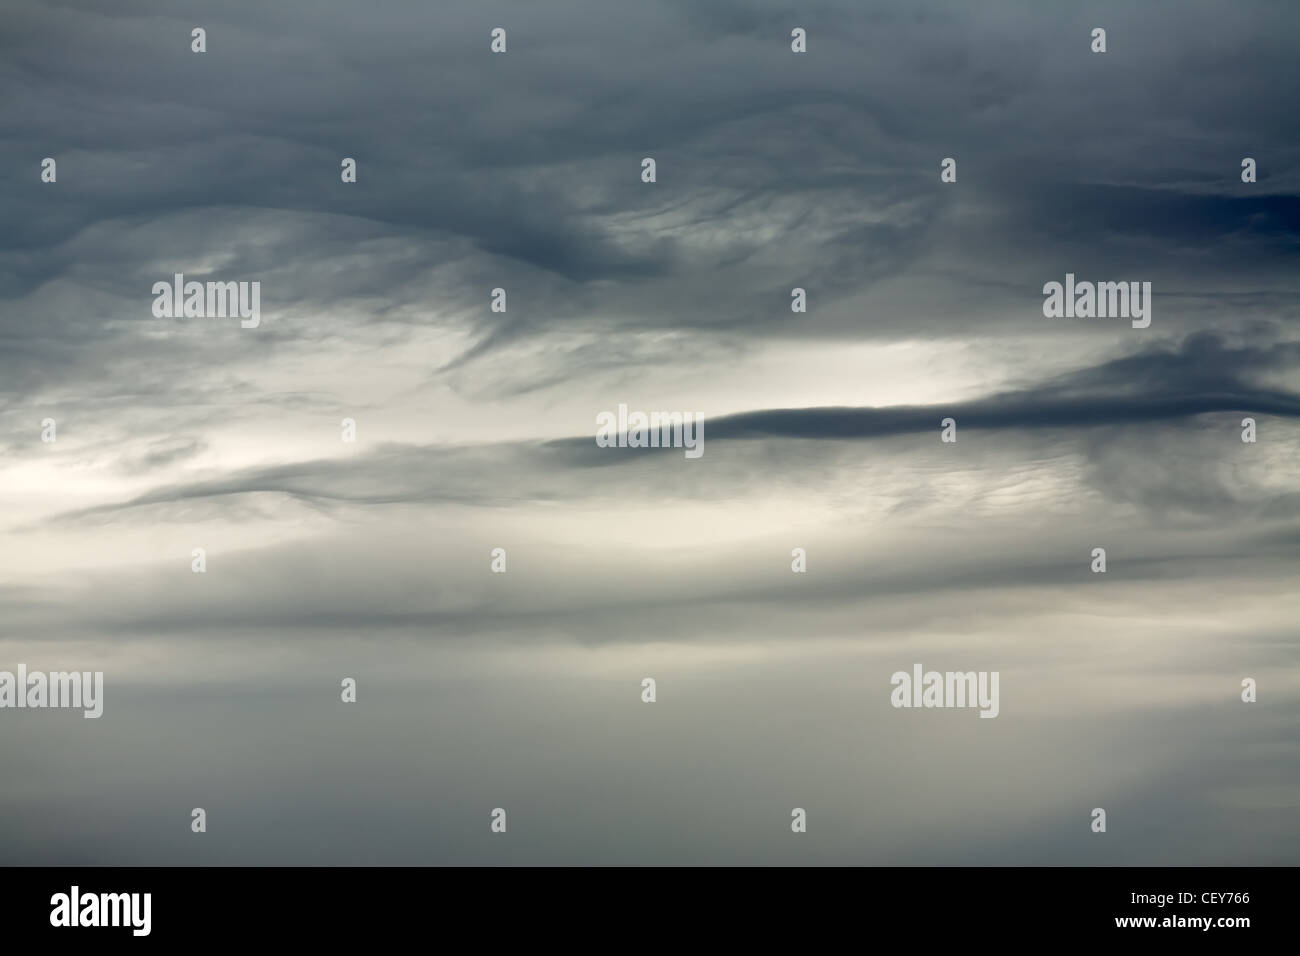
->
[1,0,1297,865]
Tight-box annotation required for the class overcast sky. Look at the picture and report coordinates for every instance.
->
[1,0,1297,864]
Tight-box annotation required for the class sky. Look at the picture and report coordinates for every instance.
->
[1,0,1297,864]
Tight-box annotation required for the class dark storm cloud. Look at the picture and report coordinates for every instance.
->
[695,332,1300,440]
[3,0,1296,402]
